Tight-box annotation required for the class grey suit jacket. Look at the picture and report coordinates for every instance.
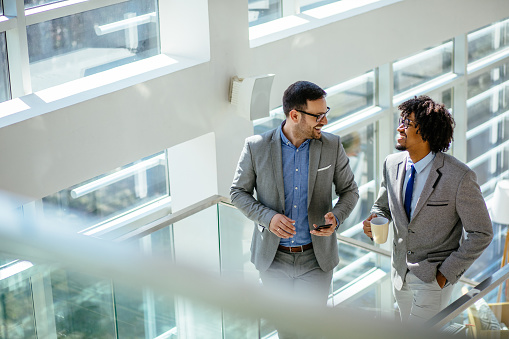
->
[372,152,493,290]
[230,127,359,272]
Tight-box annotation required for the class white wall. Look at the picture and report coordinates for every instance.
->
[0,0,508,204]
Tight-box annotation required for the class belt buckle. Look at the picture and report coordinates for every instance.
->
[292,245,303,253]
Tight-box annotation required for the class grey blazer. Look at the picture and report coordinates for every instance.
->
[230,127,359,272]
[372,152,493,290]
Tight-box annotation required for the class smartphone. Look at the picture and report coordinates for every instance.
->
[315,224,332,230]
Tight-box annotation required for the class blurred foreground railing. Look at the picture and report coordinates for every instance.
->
[0,193,506,338]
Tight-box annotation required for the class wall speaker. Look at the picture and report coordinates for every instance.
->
[229,74,275,120]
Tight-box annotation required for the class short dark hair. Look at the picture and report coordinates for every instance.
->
[398,95,455,153]
[282,81,326,117]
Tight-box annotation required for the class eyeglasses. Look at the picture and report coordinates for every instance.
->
[398,117,415,129]
[295,107,331,122]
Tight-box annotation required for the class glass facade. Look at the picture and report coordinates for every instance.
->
[300,0,341,12]
[27,0,160,91]
[393,41,453,95]
[326,72,375,124]
[42,151,169,231]
[468,18,509,64]
[24,0,61,8]
[467,33,509,196]
[337,124,376,243]
[0,32,9,103]
[248,0,282,27]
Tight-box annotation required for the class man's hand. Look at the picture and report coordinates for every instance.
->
[436,270,447,289]
[362,213,377,239]
[310,212,337,237]
[269,214,296,238]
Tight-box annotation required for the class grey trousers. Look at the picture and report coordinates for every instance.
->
[393,270,454,323]
[259,248,332,339]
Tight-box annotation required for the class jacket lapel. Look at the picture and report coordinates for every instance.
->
[270,129,285,209]
[308,138,322,208]
[411,152,445,220]
[395,156,407,218]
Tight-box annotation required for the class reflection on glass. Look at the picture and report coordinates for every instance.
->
[248,0,281,27]
[468,18,509,64]
[51,269,116,338]
[326,72,375,124]
[24,0,62,8]
[300,0,341,12]
[42,151,169,231]
[27,0,160,91]
[393,41,453,95]
[0,33,10,104]
[0,279,36,338]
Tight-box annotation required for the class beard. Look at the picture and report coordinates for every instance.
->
[298,118,321,140]
[395,144,406,151]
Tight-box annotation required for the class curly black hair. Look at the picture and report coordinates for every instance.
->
[398,95,455,153]
[282,81,326,116]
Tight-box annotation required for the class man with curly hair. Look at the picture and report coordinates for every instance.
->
[363,95,493,323]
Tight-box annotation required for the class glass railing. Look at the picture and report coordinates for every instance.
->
[0,192,506,338]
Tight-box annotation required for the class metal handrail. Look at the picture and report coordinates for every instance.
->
[426,264,509,329]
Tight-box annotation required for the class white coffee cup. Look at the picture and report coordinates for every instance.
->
[370,216,389,244]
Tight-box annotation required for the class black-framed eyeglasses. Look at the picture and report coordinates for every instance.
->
[398,117,415,129]
[295,107,331,122]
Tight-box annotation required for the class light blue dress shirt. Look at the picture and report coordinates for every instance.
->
[279,124,312,246]
[403,152,436,220]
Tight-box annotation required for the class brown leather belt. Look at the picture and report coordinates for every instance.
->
[278,243,313,253]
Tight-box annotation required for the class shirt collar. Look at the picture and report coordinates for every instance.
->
[407,151,435,174]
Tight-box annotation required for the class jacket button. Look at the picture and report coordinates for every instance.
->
[407,251,412,255]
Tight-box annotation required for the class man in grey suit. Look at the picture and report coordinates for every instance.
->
[230,81,358,337]
[363,95,493,323]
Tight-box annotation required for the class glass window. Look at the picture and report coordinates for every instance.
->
[27,0,160,91]
[336,124,376,244]
[253,72,375,134]
[325,71,375,124]
[393,41,453,95]
[248,0,281,27]
[300,0,340,12]
[24,0,62,9]
[42,151,169,231]
[468,18,509,64]
[467,62,509,196]
[0,32,10,103]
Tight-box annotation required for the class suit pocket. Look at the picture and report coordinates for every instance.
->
[317,164,331,172]
[427,200,449,207]
[427,249,454,262]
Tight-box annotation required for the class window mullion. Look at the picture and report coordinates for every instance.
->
[4,0,31,98]
[452,34,468,163]
[282,0,299,17]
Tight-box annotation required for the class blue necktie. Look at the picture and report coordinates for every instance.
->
[404,165,416,220]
